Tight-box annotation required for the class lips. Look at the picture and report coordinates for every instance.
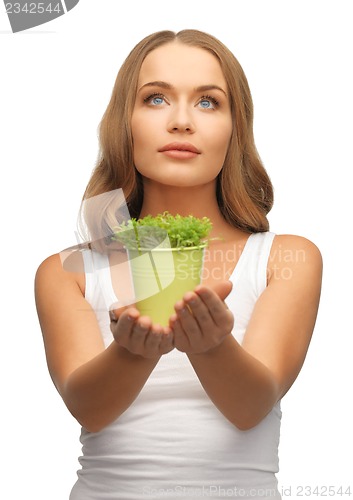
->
[158,142,201,154]
[158,142,201,160]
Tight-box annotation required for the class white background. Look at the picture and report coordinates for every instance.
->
[1,1,352,498]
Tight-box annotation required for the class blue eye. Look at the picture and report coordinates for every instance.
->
[200,99,213,109]
[151,96,164,105]
[144,93,166,106]
[198,95,219,109]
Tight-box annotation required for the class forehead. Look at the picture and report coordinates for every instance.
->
[137,41,227,89]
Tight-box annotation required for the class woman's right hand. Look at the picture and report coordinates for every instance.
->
[110,308,174,359]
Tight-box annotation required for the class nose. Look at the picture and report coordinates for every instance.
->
[167,103,195,134]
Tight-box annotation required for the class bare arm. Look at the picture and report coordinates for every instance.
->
[35,254,173,433]
[170,235,323,430]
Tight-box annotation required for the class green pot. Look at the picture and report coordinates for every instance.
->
[127,244,206,326]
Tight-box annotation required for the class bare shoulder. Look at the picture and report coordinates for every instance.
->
[268,233,323,281]
[36,252,64,275]
[272,233,322,253]
[271,233,322,257]
[35,251,85,295]
[35,253,66,289]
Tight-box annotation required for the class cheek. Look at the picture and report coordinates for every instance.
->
[131,114,141,146]
[131,115,157,174]
[210,125,232,158]
[131,116,148,163]
[131,112,156,150]
[221,121,233,156]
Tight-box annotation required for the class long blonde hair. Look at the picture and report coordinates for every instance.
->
[82,29,273,240]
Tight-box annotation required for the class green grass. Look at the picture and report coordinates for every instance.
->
[112,211,213,250]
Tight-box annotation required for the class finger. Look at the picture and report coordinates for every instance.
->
[109,307,138,326]
[174,300,205,352]
[110,304,137,322]
[175,300,202,337]
[183,291,215,330]
[144,323,174,356]
[171,316,190,353]
[198,281,233,301]
[144,323,163,355]
[129,316,153,353]
[110,308,139,343]
[194,286,233,327]
[158,329,174,354]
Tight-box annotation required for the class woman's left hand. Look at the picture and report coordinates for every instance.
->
[169,281,234,354]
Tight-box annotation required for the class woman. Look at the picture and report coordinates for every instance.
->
[35,30,322,499]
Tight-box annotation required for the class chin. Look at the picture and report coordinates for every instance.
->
[143,171,216,188]
[152,177,207,189]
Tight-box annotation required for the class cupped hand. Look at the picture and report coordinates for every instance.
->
[169,280,234,354]
[110,307,174,359]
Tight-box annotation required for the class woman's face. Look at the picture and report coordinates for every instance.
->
[131,41,233,189]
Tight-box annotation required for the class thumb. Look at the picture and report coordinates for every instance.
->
[109,303,138,322]
[209,280,233,301]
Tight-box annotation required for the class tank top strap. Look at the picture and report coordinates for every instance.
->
[82,249,119,310]
[232,231,276,296]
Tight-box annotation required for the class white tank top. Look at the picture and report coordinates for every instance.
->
[70,231,282,500]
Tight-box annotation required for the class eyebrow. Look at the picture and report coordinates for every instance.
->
[138,81,228,97]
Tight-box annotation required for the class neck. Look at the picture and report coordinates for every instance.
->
[138,180,242,242]
[139,180,215,217]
